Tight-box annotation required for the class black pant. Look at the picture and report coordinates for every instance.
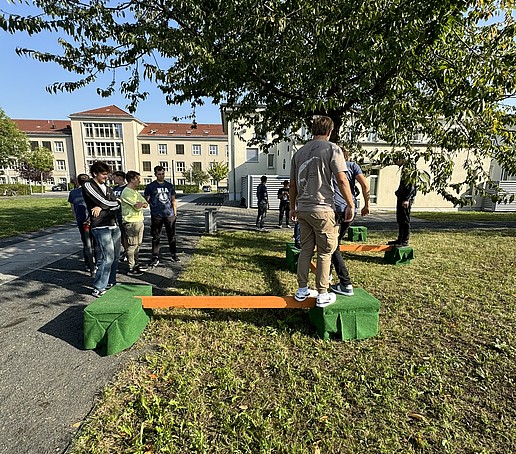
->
[150,215,177,258]
[330,212,352,286]
[256,202,267,228]
[278,201,290,226]
[78,223,96,271]
[396,199,412,244]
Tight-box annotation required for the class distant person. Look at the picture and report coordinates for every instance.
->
[388,161,417,247]
[82,161,121,297]
[290,116,354,308]
[256,175,268,229]
[330,148,370,296]
[112,170,129,262]
[68,173,96,276]
[277,180,291,228]
[144,165,179,266]
[120,171,148,276]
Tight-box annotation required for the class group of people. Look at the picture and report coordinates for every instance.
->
[68,163,180,298]
[286,115,416,308]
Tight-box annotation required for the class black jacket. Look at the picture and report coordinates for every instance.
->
[82,180,120,229]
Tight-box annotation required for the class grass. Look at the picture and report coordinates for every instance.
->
[70,227,516,454]
[0,196,72,239]
[413,211,516,222]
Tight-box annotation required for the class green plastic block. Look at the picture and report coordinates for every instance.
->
[286,242,300,273]
[347,226,367,242]
[383,246,414,265]
[84,284,152,356]
[308,288,380,340]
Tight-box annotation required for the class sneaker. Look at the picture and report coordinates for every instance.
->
[395,242,409,247]
[278,224,283,229]
[149,256,160,267]
[137,264,148,271]
[127,268,144,276]
[316,292,337,308]
[92,288,106,298]
[387,240,400,245]
[105,283,115,289]
[171,255,181,262]
[119,253,128,262]
[294,287,318,302]
[330,283,354,296]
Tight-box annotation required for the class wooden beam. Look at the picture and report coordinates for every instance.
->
[339,244,393,252]
[137,295,315,309]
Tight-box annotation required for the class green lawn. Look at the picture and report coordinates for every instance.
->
[413,210,516,222]
[0,196,73,239]
[70,228,516,454]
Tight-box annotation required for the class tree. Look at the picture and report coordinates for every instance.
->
[18,147,54,190]
[0,108,29,168]
[207,162,229,191]
[183,165,210,188]
[2,1,516,203]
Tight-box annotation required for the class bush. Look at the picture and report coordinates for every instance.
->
[0,183,42,196]
[177,184,199,193]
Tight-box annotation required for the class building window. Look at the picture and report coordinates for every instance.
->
[142,161,152,172]
[30,141,38,151]
[176,161,186,173]
[283,159,286,170]
[369,169,379,204]
[176,178,186,186]
[42,141,52,150]
[54,141,64,153]
[192,162,202,171]
[158,144,167,155]
[246,147,259,163]
[209,145,218,156]
[176,144,185,155]
[56,160,66,171]
[267,153,274,168]
[159,161,169,172]
[192,144,201,156]
[143,177,152,185]
[142,144,150,154]
[225,144,229,158]
[59,177,67,185]
[85,142,95,157]
[86,159,123,172]
[84,123,122,139]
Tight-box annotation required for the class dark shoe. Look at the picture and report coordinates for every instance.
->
[330,283,354,296]
[106,283,116,289]
[119,253,128,262]
[171,255,181,262]
[128,268,144,276]
[387,240,400,245]
[395,242,409,248]
[149,256,160,267]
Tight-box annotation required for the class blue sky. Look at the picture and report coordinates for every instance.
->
[0,20,222,125]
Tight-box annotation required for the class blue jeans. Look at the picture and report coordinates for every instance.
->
[91,226,121,291]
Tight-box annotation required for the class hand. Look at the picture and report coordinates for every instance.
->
[343,205,355,223]
[402,201,410,208]
[91,206,101,218]
[291,209,298,222]
[361,206,370,216]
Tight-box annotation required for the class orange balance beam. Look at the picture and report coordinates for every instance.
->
[137,295,315,309]
[339,244,393,252]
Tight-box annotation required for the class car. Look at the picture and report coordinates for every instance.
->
[202,185,212,192]
[51,184,67,192]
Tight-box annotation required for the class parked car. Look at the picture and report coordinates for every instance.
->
[51,184,67,192]
[202,185,212,192]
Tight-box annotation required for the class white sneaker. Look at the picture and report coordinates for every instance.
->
[330,283,354,296]
[316,292,337,308]
[294,287,318,301]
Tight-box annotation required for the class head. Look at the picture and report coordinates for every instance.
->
[112,170,126,186]
[283,180,289,187]
[154,165,166,182]
[76,173,89,187]
[126,170,141,187]
[89,161,111,185]
[338,144,350,161]
[311,116,334,137]
[261,175,267,184]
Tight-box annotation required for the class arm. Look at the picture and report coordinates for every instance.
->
[289,181,298,221]
[171,195,177,217]
[356,173,370,216]
[334,171,355,222]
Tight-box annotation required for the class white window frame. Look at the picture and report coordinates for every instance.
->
[159,161,169,172]
[56,160,66,171]
[209,145,218,156]
[54,141,64,153]
[158,144,168,155]
[192,144,201,156]
[267,153,274,169]
[176,161,186,173]
[246,147,259,163]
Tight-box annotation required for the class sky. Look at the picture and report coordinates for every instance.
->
[0,11,222,125]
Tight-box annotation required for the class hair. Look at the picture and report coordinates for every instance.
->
[154,165,165,174]
[112,170,126,179]
[336,143,350,161]
[125,170,140,183]
[89,161,111,176]
[283,180,289,185]
[76,173,89,186]
[311,116,334,136]
[261,175,267,183]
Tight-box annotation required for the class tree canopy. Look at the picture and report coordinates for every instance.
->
[208,162,229,190]
[0,108,29,168]
[18,146,54,184]
[1,0,516,203]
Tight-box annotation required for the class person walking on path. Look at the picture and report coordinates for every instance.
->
[277,180,291,228]
[329,148,370,296]
[82,161,122,297]
[290,116,355,308]
[144,165,180,266]
[112,170,129,263]
[68,173,96,276]
[388,161,417,247]
[256,175,269,229]
[120,171,149,276]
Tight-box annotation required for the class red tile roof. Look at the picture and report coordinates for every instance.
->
[69,105,133,117]
[12,119,71,135]
[139,122,226,138]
